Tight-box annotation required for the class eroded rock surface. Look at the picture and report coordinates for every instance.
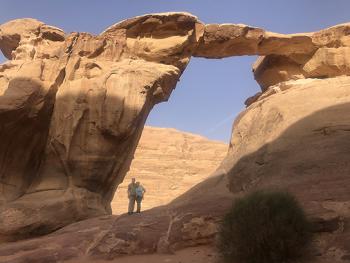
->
[0,13,202,242]
[222,23,350,263]
[221,76,350,262]
[0,174,233,263]
[2,12,350,263]
[253,23,350,90]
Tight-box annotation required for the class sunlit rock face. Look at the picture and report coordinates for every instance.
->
[2,12,350,256]
[0,13,202,241]
[111,126,227,214]
[252,23,350,91]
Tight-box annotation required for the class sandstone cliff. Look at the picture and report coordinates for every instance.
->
[1,12,332,241]
[111,126,227,214]
[218,25,350,263]
[1,12,350,263]
[220,78,350,263]
[0,13,202,241]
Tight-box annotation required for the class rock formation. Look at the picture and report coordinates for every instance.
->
[0,175,232,262]
[1,12,350,262]
[0,13,202,242]
[218,24,350,262]
[111,126,227,214]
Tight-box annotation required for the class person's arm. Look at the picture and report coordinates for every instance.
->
[127,184,131,197]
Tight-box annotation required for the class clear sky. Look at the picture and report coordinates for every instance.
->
[1,1,350,142]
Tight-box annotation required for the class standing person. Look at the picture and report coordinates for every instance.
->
[135,182,146,213]
[127,178,137,215]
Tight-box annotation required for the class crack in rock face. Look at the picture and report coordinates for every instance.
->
[1,12,350,245]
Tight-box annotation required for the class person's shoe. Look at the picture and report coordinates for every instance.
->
[128,212,133,215]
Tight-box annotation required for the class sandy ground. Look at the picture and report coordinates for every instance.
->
[70,246,221,263]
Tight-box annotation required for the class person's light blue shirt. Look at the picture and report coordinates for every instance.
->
[136,186,145,197]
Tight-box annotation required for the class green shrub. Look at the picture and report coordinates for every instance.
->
[218,190,311,263]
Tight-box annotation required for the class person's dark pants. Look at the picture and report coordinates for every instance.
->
[136,196,143,213]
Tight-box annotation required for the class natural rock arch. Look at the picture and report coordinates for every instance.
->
[0,12,350,242]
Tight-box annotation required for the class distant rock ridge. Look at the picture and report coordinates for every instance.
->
[111,126,227,214]
[1,12,350,263]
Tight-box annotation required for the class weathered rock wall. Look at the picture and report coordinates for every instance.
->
[220,78,350,262]
[219,25,350,261]
[2,13,350,258]
[111,126,227,214]
[0,13,202,241]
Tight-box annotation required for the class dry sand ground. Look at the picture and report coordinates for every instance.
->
[69,246,221,263]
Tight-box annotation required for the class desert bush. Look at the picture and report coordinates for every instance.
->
[218,190,311,263]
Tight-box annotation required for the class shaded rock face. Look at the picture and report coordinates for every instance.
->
[222,77,350,262]
[111,126,227,214]
[220,26,350,260]
[2,12,350,262]
[0,175,233,263]
[0,13,202,241]
[221,25,350,263]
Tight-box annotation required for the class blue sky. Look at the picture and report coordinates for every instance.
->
[1,1,350,142]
